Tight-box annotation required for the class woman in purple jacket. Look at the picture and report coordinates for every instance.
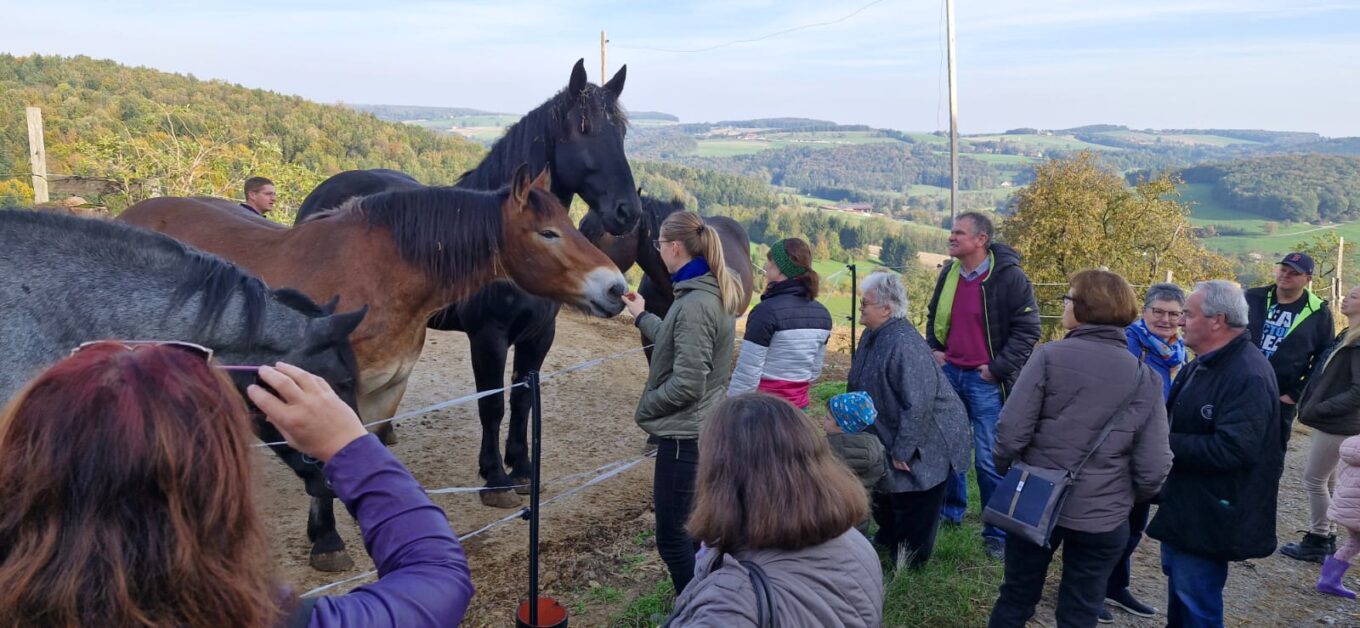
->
[0,341,472,627]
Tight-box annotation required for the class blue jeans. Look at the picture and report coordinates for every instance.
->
[940,362,1005,539]
[1160,543,1228,628]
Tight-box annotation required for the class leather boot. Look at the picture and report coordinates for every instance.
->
[1281,532,1337,564]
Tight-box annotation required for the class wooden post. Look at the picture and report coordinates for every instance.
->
[26,107,49,204]
[600,31,608,81]
[1338,236,1345,298]
[945,0,959,225]
[1165,270,1174,284]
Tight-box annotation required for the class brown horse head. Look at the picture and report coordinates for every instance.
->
[503,164,627,317]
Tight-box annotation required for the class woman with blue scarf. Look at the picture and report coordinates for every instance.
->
[623,210,745,595]
[1100,282,1187,622]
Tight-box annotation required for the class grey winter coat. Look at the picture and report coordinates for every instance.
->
[635,273,737,439]
[663,530,883,627]
[994,324,1172,534]
[847,317,971,493]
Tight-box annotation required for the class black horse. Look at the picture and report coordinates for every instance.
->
[581,195,756,351]
[296,59,640,508]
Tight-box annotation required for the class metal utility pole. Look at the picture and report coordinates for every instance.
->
[601,31,608,80]
[946,0,959,225]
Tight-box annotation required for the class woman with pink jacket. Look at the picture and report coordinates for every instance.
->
[1321,435,1360,598]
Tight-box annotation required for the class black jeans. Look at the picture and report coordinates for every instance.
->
[871,480,948,568]
[989,524,1130,628]
[1105,501,1152,597]
[654,438,700,594]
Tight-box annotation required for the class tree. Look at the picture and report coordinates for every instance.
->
[880,235,914,270]
[1007,152,1233,291]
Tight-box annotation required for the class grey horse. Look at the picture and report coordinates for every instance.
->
[0,209,368,571]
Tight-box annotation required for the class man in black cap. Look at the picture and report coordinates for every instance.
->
[1245,252,1333,428]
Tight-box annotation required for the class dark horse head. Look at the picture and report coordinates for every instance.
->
[458,59,641,235]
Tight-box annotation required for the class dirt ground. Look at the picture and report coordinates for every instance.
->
[257,313,1360,626]
[258,312,662,626]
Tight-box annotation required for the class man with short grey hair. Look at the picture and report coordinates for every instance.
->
[926,211,1040,559]
[1146,280,1286,627]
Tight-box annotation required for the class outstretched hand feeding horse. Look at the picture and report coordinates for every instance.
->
[294,58,642,508]
[118,163,627,570]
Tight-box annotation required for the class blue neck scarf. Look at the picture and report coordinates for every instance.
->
[1129,319,1186,369]
[671,257,711,283]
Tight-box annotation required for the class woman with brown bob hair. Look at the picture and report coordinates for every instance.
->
[663,394,883,627]
[0,342,472,627]
[989,270,1171,627]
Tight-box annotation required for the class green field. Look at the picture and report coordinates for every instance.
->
[1181,183,1353,256]
[964,153,1040,165]
[1099,130,1261,147]
[693,139,772,157]
[963,133,1117,152]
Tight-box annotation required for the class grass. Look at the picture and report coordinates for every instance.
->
[962,133,1118,152]
[610,383,1005,626]
[1098,130,1261,147]
[1179,183,1357,255]
[693,139,773,157]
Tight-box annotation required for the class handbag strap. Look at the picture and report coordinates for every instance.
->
[1071,365,1148,479]
[741,560,776,628]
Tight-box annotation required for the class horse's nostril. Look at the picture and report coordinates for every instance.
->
[609,282,627,297]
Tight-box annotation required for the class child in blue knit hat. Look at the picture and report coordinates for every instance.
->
[823,391,887,534]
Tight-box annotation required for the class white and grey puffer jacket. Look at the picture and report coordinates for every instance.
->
[728,279,833,408]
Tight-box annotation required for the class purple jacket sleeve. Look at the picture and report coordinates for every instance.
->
[308,434,474,627]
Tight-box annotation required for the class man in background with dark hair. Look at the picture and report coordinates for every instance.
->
[241,177,276,216]
[926,211,1040,560]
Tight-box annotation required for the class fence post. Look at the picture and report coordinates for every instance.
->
[25,107,48,204]
[1338,237,1345,299]
[527,371,543,626]
[1165,270,1174,284]
[849,263,858,359]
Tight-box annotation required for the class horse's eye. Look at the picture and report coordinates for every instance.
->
[539,229,561,240]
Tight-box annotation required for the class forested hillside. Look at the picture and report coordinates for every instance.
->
[0,54,484,210]
[1180,155,1360,222]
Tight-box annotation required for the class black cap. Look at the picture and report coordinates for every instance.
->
[1280,252,1315,275]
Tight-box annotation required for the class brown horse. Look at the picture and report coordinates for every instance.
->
[118,165,627,569]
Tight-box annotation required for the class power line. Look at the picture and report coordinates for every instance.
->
[612,0,892,54]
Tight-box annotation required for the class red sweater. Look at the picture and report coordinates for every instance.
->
[945,271,991,368]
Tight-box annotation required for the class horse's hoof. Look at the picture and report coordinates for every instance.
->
[310,550,355,572]
[375,425,397,446]
[480,489,521,508]
[513,478,531,495]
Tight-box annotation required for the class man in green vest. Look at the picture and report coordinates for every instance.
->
[1245,252,1334,427]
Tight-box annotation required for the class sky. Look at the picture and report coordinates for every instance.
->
[4,0,1359,136]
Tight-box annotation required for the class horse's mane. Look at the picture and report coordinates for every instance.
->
[1,209,277,342]
[330,185,556,288]
[457,84,629,190]
[642,195,686,234]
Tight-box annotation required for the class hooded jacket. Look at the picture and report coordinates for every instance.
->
[1327,435,1360,531]
[727,278,832,408]
[1298,330,1360,436]
[925,243,1041,396]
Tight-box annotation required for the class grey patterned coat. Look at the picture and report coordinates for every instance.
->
[848,317,972,493]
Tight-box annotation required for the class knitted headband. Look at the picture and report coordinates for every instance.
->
[769,240,809,278]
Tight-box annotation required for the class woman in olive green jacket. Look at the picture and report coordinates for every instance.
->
[624,210,745,594]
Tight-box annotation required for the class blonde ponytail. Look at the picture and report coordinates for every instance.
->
[660,211,745,316]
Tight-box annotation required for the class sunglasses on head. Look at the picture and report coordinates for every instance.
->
[70,340,261,372]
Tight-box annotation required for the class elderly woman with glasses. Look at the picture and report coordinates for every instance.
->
[847,270,971,569]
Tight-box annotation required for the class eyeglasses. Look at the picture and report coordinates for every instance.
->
[1061,295,1074,305]
[651,239,670,251]
[859,300,884,310]
[70,340,260,372]
[1146,307,1185,319]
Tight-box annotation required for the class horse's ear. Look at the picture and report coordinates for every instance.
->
[330,305,368,339]
[532,166,552,192]
[511,163,533,207]
[320,295,341,315]
[311,305,368,342]
[568,58,587,94]
[604,64,626,98]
